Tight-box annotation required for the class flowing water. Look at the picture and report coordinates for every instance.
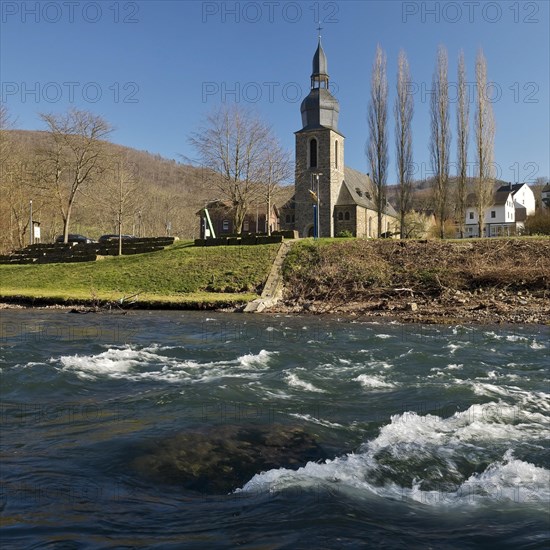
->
[0,310,548,549]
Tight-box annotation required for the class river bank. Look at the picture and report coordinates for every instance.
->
[274,238,550,324]
[1,238,548,324]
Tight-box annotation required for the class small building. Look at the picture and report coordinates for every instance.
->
[464,183,535,237]
[197,200,280,239]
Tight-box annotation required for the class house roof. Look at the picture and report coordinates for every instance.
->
[542,183,550,192]
[495,183,534,198]
[493,190,512,205]
[466,190,512,207]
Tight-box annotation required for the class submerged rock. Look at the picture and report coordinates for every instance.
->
[132,424,327,494]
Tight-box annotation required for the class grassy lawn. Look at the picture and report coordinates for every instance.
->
[0,241,280,307]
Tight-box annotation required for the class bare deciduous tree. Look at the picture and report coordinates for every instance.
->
[367,44,389,238]
[394,49,414,239]
[531,176,548,211]
[474,49,496,238]
[262,145,292,235]
[39,109,112,243]
[429,45,451,239]
[456,50,469,238]
[99,154,139,255]
[189,105,281,234]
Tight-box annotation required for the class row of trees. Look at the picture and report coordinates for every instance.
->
[1,104,292,253]
[367,45,496,238]
[0,106,204,253]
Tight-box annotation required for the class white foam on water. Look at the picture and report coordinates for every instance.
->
[446,364,463,370]
[238,410,550,508]
[237,349,276,369]
[54,346,277,383]
[284,372,325,393]
[288,413,344,429]
[354,374,396,389]
[375,334,393,339]
[530,340,546,350]
[447,343,461,354]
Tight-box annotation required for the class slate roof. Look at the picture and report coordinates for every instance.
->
[339,167,398,218]
[466,190,511,207]
[280,167,399,219]
[496,183,525,194]
[312,39,328,78]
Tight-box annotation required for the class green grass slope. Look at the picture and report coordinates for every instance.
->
[0,242,280,307]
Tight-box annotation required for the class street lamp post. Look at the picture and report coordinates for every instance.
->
[310,173,322,239]
[29,200,33,245]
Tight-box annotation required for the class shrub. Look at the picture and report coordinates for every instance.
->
[525,211,550,236]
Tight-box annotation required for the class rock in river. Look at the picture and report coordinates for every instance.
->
[131,424,327,494]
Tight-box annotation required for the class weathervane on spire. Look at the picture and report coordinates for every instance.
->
[316,21,323,40]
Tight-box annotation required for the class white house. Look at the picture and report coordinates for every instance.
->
[464,183,535,237]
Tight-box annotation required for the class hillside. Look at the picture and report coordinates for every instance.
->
[1,130,293,254]
[2,130,209,250]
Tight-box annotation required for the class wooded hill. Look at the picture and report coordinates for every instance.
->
[0,129,211,253]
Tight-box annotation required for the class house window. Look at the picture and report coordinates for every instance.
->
[335,140,338,169]
[469,212,474,220]
[309,138,318,168]
[491,211,496,219]
[222,220,229,232]
[338,211,343,221]
[344,211,350,221]
[243,221,249,232]
[292,215,295,223]
[368,217,372,237]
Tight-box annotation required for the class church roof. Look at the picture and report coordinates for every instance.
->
[312,39,328,78]
[299,88,340,131]
[339,167,398,218]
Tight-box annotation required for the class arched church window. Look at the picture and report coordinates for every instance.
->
[338,211,343,221]
[309,138,318,168]
[335,140,338,169]
[344,211,350,221]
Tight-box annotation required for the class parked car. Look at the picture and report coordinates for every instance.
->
[55,234,95,244]
[98,234,138,243]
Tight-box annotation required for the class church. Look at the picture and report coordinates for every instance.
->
[280,38,398,238]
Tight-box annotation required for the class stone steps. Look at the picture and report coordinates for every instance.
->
[244,241,291,313]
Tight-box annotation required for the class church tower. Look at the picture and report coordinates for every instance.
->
[294,37,345,237]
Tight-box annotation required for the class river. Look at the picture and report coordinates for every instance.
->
[1,310,548,548]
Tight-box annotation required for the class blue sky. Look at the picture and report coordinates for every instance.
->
[1,0,549,183]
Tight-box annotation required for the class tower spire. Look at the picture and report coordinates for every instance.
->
[300,34,339,131]
[311,32,329,89]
